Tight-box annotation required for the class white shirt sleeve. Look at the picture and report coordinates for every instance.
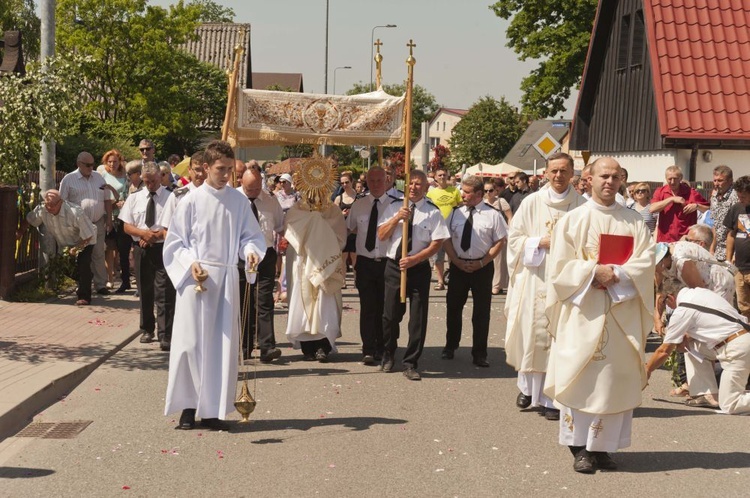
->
[523,237,545,267]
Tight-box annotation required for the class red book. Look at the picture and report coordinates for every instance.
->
[598,234,634,265]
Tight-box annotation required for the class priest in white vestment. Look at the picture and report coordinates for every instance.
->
[284,159,347,361]
[504,153,586,419]
[543,157,654,473]
[163,141,266,431]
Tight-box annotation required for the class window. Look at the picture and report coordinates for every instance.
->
[631,10,645,67]
[430,137,440,148]
[617,14,631,70]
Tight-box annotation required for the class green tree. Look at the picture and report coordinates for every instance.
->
[490,0,597,118]
[187,0,235,22]
[0,0,40,61]
[55,0,228,156]
[0,55,88,184]
[346,82,440,140]
[448,96,524,167]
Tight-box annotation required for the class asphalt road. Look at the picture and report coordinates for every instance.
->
[1,287,749,497]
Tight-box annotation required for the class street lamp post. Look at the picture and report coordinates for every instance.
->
[333,66,352,95]
[369,24,396,90]
[324,0,330,93]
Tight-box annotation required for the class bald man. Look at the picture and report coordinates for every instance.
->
[59,151,113,295]
[238,168,285,362]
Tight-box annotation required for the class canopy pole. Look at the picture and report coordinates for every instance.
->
[400,40,416,303]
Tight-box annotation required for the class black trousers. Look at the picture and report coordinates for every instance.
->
[75,245,94,302]
[115,222,131,284]
[382,259,431,369]
[239,248,277,355]
[355,256,387,356]
[133,243,175,340]
[445,261,494,360]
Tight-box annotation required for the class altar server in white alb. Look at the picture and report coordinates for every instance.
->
[504,152,586,420]
[544,157,654,474]
[163,141,266,431]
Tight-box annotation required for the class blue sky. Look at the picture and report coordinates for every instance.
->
[150,0,578,115]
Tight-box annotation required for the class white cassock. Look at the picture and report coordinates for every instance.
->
[544,200,654,452]
[285,204,347,351]
[163,183,266,419]
[504,186,586,408]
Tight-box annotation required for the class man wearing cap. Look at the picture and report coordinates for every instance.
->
[646,285,750,415]
[544,157,654,474]
[23,190,97,306]
[59,151,113,296]
[441,175,508,368]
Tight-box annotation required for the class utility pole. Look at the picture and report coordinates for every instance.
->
[39,0,56,193]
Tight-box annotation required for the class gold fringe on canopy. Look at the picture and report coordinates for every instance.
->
[230,88,406,147]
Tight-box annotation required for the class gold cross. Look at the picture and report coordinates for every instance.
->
[374,38,383,52]
[407,39,416,55]
[590,419,604,438]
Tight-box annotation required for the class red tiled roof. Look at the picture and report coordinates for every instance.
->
[645,0,750,140]
[439,108,468,117]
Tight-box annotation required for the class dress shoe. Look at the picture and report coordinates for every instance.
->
[374,353,383,362]
[362,354,375,365]
[441,349,454,360]
[302,353,316,361]
[139,331,155,343]
[115,283,131,294]
[381,356,394,373]
[160,339,171,352]
[516,392,532,409]
[200,418,230,431]
[260,348,282,363]
[473,358,490,367]
[315,348,329,362]
[544,408,560,421]
[593,452,617,470]
[403,367,421,381]
[176,409,196,430]
[573,450,596,474]
[97,287,111,295]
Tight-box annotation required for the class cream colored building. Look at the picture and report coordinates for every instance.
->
[412,108,467,169]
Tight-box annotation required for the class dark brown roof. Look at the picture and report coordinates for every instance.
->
[645,0,750,140]
[504,120,571,171]
[251,72,304,92]
[180,23,252,88]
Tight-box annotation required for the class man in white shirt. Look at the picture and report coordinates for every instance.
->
[647,286,750,415]
[119,162,174,350]
[378,170,449,381]
[239,168,285,363]
[347,166,399,364]
[59,151,112,295]
[442,175,508,367]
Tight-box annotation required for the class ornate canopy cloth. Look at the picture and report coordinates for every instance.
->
[231,89,406,147]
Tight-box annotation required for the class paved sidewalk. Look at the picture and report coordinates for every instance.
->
[0,292,141,440]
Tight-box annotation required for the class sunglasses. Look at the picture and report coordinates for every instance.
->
[79,161,95,168]
[484,189,494,193]
[139,147,153,152]
[634,189,649,194]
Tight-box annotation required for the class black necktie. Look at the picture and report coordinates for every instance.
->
[396,204,415,258]
[250,198,259,221]
[461,207,474,251]
[145,191,156,227]
[365,199,379,251]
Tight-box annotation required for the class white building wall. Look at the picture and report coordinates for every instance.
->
[412,111,464,168]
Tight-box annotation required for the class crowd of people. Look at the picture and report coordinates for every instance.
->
[22,141,750,474]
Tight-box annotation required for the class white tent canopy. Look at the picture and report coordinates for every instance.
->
[465,162,523,178]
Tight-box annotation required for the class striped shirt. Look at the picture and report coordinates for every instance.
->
[59,169,108,223]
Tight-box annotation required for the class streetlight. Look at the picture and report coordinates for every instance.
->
[370,24,396,89]
[333,66,352,95]
[324,0,330,93]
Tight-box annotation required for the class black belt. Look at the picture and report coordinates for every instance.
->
[358,255,385,263]
[459,257,482,261]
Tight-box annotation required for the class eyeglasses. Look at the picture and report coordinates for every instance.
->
[634,189,649,194]
[139,147,153,152]
[484,189,494,193]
